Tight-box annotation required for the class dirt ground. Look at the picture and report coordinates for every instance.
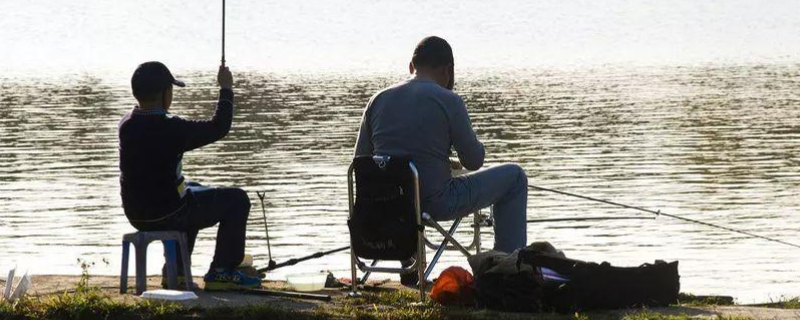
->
[13,275,800,320]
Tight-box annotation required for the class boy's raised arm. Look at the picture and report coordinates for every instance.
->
[177,66,235,152]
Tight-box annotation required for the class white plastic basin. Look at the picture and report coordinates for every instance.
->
[285,272,327,292]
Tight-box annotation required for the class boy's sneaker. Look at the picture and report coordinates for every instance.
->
[203,269,262,291]
[160,276,200,290]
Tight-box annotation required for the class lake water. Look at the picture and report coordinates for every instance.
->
[1,0,800,303]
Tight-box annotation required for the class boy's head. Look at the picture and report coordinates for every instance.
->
[131,61,185,110]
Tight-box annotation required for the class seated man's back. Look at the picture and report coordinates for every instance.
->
[355,77,484,213]
[354,36,528,253]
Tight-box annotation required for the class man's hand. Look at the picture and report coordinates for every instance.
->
[217,65,233,90]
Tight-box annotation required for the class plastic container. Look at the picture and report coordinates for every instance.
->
[285,272,327,292]
[141,289,198,301]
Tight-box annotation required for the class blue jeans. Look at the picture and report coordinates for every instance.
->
[426,163,528,253]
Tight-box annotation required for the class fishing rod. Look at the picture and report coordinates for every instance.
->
[254,191,348,274]
[528,184,800,250]
[257,245,350,274]
[528,216,654,223]
[256,191,276,270]
[221,0,226,66]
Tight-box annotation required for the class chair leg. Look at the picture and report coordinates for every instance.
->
[134,241,149,295]
[178,233,194,291]
[163,240,179,290]
[423,217,463,281]
[417,231,427,302]
[360,260,379,284]
[349,249,359,297]
[120,241,130,294]
[426,218,471,257]
[423,239,447,281]
[473,210,482,254]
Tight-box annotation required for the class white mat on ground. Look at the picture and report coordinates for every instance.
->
[141,289,198,301]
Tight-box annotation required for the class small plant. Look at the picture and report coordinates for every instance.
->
[572,312,589,320]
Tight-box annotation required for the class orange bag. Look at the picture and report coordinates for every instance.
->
[429,266,476,306]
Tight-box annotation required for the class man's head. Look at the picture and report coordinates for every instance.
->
[409,36,454,90]
[131,61,185,110]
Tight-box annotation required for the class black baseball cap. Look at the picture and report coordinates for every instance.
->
[131,61,185,100]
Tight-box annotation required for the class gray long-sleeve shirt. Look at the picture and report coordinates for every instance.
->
[354,77,485,204]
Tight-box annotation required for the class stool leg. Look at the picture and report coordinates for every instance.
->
[163,240,179,290]
[134,241,149,295]
[120,240,130,294]
[178,233,194,291]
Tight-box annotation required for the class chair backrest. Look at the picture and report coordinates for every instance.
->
[348,155,419,260]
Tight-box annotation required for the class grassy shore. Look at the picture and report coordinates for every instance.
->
[2,285,798,320]
[1,268,797,320]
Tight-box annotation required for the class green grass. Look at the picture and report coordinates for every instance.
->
[677,293,735,306]
[0,290,767,320]
[0,269,780,320]
[775,297,800,309]
[0,291,183,320]
[747,296,800,309]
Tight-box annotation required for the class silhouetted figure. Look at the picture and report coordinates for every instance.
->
[118,62,260,291]
[354,36,528,260]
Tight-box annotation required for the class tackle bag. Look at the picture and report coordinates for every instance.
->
[469,243,680,313]
[347,156,419,260]
[468,250,545,312]
[518,248,680,312]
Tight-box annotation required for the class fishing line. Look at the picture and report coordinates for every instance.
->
[528,184,800,250]
[528,216,654,223]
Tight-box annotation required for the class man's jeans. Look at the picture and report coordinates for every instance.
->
[131,184,251,274]
[427,163,528,253]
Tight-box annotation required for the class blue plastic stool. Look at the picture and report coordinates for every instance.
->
[120,231,194,295]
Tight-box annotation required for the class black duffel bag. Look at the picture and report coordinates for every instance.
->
[468,250,545,312]
[519,249,680,312]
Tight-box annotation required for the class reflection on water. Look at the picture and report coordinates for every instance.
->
[1,64,800,302]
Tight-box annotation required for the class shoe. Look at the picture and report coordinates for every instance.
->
[160,276,200,290]
[203,269,262,291]
[400,272,434,289]
[400,272,419,287]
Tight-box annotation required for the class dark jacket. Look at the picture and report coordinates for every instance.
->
[118,89,233,222]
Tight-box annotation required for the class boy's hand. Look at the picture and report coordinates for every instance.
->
[449,158,464,170]
[218,65,233,90]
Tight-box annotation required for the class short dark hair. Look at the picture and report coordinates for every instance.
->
[411,36,453,69]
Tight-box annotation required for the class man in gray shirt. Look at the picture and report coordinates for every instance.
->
[354,36,527,254]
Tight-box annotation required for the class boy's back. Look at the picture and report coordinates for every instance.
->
[118,93,232,222]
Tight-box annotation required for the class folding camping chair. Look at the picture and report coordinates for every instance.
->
[347,155,491,301]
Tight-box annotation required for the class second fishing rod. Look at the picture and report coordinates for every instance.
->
[527,184,800,250]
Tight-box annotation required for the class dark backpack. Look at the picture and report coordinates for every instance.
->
[347,156,418,261]
[468,251,545,312]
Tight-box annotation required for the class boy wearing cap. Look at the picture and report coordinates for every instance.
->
[118,62,260,291]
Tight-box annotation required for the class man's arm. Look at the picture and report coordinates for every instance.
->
[176,66,235,152]
[449,95,485,170]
